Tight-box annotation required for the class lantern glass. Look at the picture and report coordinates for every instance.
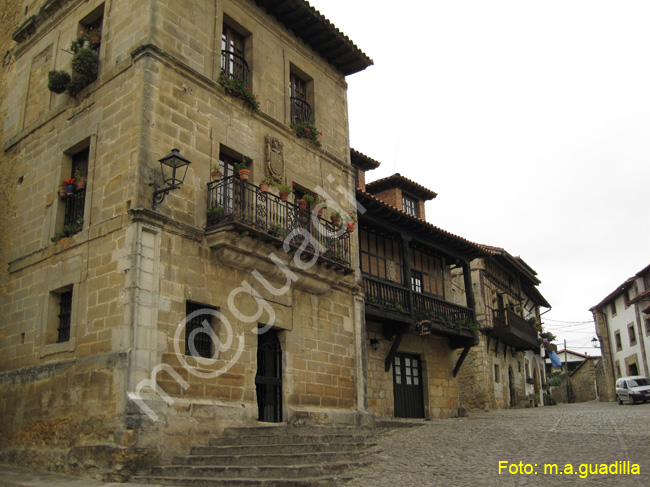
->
[159,148,191,187]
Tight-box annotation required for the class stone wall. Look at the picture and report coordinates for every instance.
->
[1,0,364,475]
[570,358,599,403]
[365,321,459,419]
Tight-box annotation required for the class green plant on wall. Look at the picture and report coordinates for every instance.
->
[51,219,84,242]
[217,72,260,112]
[290,121,322,147]
[47,39,99,97]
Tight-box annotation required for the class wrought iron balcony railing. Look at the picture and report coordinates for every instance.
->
[207,176,351,267]
[363,276,475,335]
[63,189,85,229]
[290,97,312,124]
[221,50,250,84]
[492,308,539,351]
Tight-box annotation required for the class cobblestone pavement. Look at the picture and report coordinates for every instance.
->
[346,401,650,487]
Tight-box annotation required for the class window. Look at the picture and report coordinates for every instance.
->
[610,301,617,316]
[615,331,622,351]
[185,302,217,359]
[645,318,650,337]
[402,195,418,217]
[628,323,637,346]
[628,362,639,377]
[359,227,403,283]
[615,362,622,378]
[290,71,311,123]
[494,364,500,383]
[221,24,248,84]
[409,244,445,298]
[57,290,73,343]
[411,270,423,294]
[65,147,88,229]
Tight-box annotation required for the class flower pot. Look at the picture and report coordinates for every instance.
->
[346,221,355,232]
[239,169,250,181]
[65,184,75,196]
[74,179,86,191]
[90,34,101,44]
[279,190,289,202]
[330,215,340,227]
[297,199,307,210]
[317,208,324,218]
[259,182,270,193]
[211,170,222,181]
[59,187,67,198]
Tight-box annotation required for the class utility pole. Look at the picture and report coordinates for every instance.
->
[565,340,570,402]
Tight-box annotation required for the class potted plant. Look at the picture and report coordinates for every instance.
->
[290,121,322,148]
[276,183,292,202]
[210,163,222,181]
[63,178,76,196]
[233,157,250,181]
[207,205,225,222]
[58,182,67,198]
[259,176,275,193]
[48,70,71,94]
[345,211,358,232]
[85,26,102,46]
[297,193,313,211]
[330,210,341,227]
[74,170,86,191]
[314,196,328,218]
[217,72,260,112]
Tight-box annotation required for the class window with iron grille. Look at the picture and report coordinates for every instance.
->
[221,25,247,84]
[67,148,88,225]
[185,302,216,359]
[290,72,311,124]
[57,290,73,343]
[402,195,418,217]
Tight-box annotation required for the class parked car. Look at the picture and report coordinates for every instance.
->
[616,376,650,405]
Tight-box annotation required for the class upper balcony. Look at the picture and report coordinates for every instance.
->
[363,276,476,347]
[491,308,539,351]
[205,177,353,289]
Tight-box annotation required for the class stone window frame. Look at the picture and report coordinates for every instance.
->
[220,15,253,86]
[628,323,637,346]
[494,363,500,383]
[52,138,94,243]
[288,63,314,125]
[645,317,650,337]
[614,330,622,351]
[39,279,81,357]
[185,301,218,359]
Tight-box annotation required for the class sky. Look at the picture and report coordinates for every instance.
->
[308,0,649,354]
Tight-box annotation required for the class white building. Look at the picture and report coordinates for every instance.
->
[591,264,650,401]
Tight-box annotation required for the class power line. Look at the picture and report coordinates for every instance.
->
[544,318,593,324]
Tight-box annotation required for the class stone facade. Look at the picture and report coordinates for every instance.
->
[570,357,600,403]
[453,250,550,411]
[0,0,372,478]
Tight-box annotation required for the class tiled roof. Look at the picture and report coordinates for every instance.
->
[255,0,373,75]
[356,189,487,259]
[365,173,437,200]
[350,148,381,171]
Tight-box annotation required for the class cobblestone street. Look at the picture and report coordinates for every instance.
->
[347,402,650,486]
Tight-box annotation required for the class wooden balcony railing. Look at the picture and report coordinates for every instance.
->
[207,176,351,267]
[492,308,539,351]
[363,276,476,336]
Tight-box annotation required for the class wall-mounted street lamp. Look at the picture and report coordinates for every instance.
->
[591,336,600,348]
[151,148,191,210]
[370,338,380,351]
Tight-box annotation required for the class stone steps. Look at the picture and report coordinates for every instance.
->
[190,440,368,456]
[133,425,378,487]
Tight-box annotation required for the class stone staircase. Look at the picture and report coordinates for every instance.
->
[132,425,378,487]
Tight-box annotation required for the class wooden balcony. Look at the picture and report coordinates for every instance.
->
[363,276,476,346]
[492,308,539,351]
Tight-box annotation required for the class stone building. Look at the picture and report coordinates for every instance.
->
[0,0,374,476]
[352,153,486,419]
[569,356,601,403]
[591,263,650,402]
[452,247,551,410]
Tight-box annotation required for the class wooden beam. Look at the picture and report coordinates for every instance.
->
[453,345,472,378]
[384,333,404,372]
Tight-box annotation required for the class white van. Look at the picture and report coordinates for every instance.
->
[616,376,650,405]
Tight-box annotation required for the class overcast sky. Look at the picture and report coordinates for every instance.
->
[309,0,649,354]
